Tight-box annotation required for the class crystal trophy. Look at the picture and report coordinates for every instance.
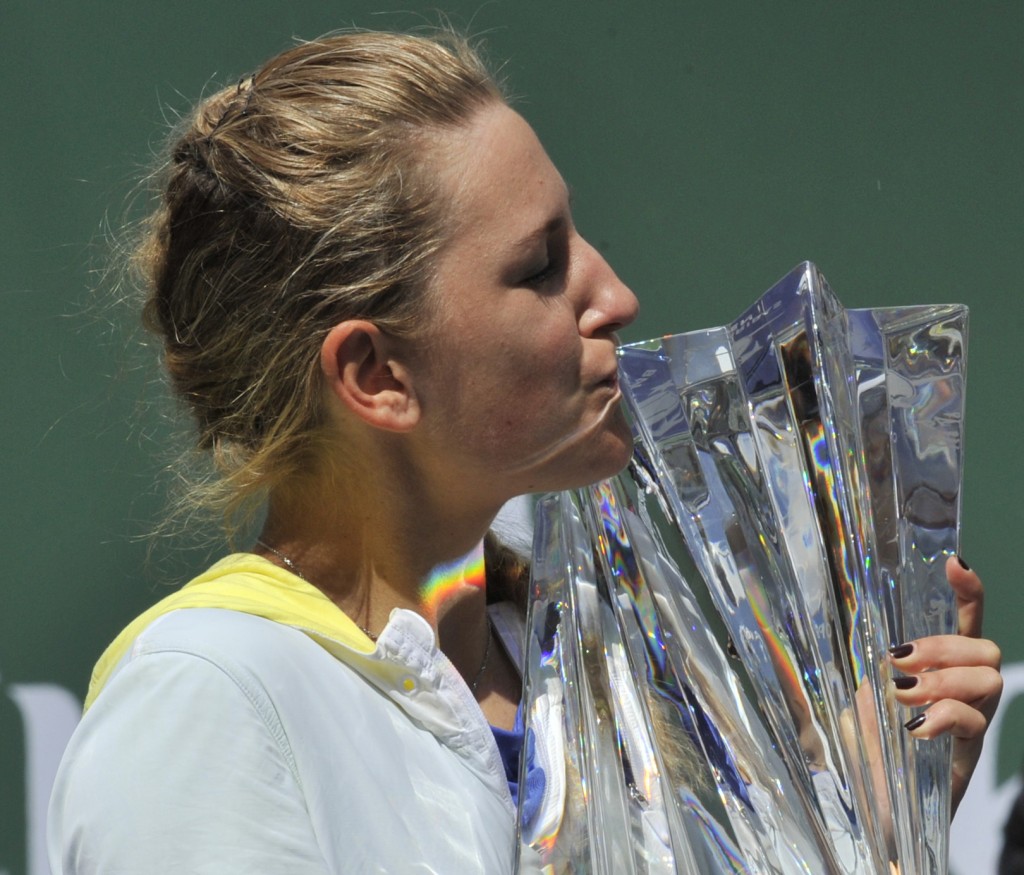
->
[516,262,968,874]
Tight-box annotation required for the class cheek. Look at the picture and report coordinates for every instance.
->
[475,343,581,446]
[433,308,584,448]
[511,322,582,387]
[501,347,581,426]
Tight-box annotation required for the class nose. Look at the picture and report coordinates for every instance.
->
[576,237,640,338]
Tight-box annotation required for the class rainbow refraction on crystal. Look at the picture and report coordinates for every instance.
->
[800,418,866,683]
[592,481,668,680]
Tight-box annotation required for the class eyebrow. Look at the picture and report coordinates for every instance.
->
[510,215,566,253]
[509,185,574,252]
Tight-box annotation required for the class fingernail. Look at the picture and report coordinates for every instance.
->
[893,676,918,690]
[889,643,914,659]
[904,714,926,732]
[957,555,971,571]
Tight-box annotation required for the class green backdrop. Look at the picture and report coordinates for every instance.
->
[2,3,1021,873]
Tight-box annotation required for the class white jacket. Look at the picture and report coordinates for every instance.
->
[48,554,519,874]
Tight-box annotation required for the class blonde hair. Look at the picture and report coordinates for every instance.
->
[134,30,503,537]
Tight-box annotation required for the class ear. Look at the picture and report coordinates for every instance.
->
[320,321,421,432]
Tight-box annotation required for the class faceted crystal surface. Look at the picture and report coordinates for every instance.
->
[519,263,967,875]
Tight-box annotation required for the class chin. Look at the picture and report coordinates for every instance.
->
[504,404,636,496]
[589,429,635,483]
[546,420,635,493]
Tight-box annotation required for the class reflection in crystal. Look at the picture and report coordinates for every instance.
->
[848,303,967,875]
[518,484,836,873]
[519,263,967,875]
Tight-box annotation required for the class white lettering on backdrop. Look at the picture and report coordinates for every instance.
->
[8,683,80,875]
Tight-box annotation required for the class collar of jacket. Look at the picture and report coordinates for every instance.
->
[86,552,516,813]
[86,553,384,711]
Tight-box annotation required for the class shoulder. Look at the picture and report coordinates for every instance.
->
[96,609,313,721]
[94,607,383,762]
[128,605,325,673]
[67,607,379,810]
[70,609,318,778]
[49,611,334,874]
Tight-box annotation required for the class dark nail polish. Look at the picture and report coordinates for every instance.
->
[957,555,971,571]
[889,643,914,659]
[893,676,918,690]
[904,714,927,732]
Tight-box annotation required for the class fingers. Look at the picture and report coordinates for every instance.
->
[946,554,984,638]
[902,698,990,741]
[890,634,1002,672]
[892,664,1003,714]
[892,556,999,814]
[889,588,1003,747]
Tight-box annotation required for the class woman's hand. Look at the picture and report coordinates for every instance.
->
[890,555,1003,814]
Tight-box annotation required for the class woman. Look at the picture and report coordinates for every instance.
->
[48,29,1001,873]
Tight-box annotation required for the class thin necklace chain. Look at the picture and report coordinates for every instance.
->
[469,622,492,695]
[253,538,492,695]
[255,538,377,641]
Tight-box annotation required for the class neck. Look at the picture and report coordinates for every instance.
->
[257,481,523,727]
[256,463,501,658]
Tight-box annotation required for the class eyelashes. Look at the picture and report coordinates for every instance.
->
[520,231,570,289]
[522,259,560,286]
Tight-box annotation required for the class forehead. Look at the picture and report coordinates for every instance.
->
[430,103,569,240]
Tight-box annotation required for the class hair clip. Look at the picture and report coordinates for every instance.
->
[209,73,257,136]
[236,73,256,118]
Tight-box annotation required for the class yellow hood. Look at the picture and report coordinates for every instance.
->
[85,553,375,712]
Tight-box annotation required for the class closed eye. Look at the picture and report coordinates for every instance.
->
[520,227,570,289]
[521,259,560,287]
